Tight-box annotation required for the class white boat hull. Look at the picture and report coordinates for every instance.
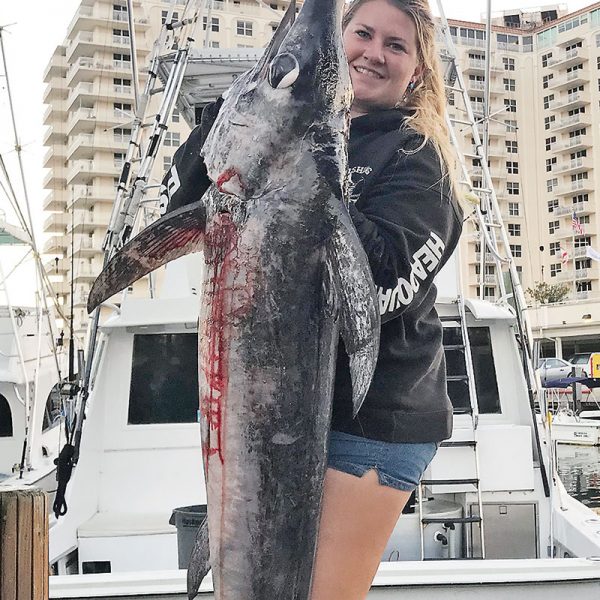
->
[49,559,600,599]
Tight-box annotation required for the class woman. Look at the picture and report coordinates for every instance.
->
[310,1,462,598]
[160,0,462,597]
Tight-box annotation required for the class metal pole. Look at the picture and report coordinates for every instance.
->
[126,0,141,113]
[483,0,492,159]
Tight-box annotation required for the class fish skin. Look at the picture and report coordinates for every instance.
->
[87,0,379,598]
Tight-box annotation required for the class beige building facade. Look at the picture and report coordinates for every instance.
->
[447,2,600,358]
[42,0,600,358]
[41,0,295,342]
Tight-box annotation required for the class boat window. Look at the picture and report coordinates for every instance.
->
[0,393,13,437]
[128,333,198,425]
[444,326,501,414]
[42,384,62,432]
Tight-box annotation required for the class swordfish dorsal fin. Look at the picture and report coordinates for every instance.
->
[87,199,206,313]
[326,204,380,416]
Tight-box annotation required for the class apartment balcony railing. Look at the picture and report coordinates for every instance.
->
[43,51,67,83]
[550,113,591,133]
[554,203,590,217]
[43,212,70,233]
[476,274,497,285]
[552,157,590,175]
[551,135,592,154]
[43,235,64,254]
[555,179,592,196]
[548,69,589,90]
[555,268,589,282]
[548,92,588,112]
[547,47,588,69]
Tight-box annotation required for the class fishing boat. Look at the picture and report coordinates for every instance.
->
[41,0,600,597]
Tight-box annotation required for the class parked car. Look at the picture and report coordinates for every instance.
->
[568,353,595,377]
[537,357,580,385]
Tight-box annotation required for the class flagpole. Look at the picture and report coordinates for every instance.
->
[572,231,576,299]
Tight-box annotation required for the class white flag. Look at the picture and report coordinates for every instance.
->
[586,246,600,262]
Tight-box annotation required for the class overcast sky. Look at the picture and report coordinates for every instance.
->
[0,0,595,303]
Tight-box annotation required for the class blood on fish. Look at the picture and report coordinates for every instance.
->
[200,213,256,470]
[216,168,241,193]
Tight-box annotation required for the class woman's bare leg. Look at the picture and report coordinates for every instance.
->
[310,468,413,600]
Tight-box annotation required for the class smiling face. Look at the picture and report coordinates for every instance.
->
[343,0,422,117]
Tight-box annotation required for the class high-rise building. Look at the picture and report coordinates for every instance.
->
[41,0,297,342]
[42,1,600,358]
[446,2,600,357]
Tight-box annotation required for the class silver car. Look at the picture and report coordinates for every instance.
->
[537,357,579,385]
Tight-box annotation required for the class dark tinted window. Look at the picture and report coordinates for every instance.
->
[128,333,199,425]
[0,394,13,437]
[444,326,501,414]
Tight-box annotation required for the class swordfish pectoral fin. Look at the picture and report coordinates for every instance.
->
[326,204,381,417]
[186,515,210,600]
[87,199,207,313]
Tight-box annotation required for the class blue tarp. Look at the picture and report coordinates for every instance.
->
[543,376,600,389]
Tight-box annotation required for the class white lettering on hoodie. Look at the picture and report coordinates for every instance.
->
[378,232,445,315]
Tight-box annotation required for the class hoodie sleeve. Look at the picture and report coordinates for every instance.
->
[349,140,463,321]
[159,98,223,214]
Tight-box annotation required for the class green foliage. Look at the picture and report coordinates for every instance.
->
[526,281,570,305]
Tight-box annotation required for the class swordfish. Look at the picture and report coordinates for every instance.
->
[87,0,380,597]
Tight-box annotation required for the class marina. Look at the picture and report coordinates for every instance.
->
[1,0,600,598]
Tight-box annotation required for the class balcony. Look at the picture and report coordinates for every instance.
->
[66,132,128,161]
[547,47,588,70]
[464,59,486,73]
[548,92,588,112]
[43,192,67,212]
[67,210,111,235]
[44,257,69,275]
[548,69,589,91]
[43,102,67,126]
[554,203,593,218]
[43,50,67,83]
[552,156,593,175]
[43,235,64,254]
[550,113,591,134]
[43,169,66,190]
[50,280,71,297]
[43,145,66,170]
[551,135,592,154]
[43,77,68,103]
[73,262,99,282]
[43,213,70,233]
[555,179,593,197]
[67,159,117,185]
[70,184,115,209]
[67,236,102,257]
[476,274,497,285]
[66,107,97,135]
[66,56,97,85]
[555,268,589,282]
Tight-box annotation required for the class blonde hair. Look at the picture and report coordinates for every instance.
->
[343,0,458,196]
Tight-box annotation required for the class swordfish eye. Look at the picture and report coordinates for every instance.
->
[268,52,300,89]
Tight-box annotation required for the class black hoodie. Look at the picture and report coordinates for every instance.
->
[331,109,463,443]
[161,104,463,444]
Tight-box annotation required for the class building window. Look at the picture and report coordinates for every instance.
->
[503,78,516,92]
[574,236,591,248]
[503,57,515,71]
[542,74,554,89]
[571,172,588,182]
[237,20,253,36]
[577,281,592,293]
[508,224,521,236]
[549,242,560,256]
[113,52,131,68]
[548,220,560,234]
[114,102,132,118]
[510,244,522,257]
[113,77,131,93]
[550,263,561,277]
[484,286,496,299]
[507,182,520,195]
[545,136,556,151]
[504,120,517,133]
[547,198,559,213]
[504,98,517,113]
[542,52,553,67]
[566,63,584,73]
[546,178,558,192]
[506,140,518,153]
[508,202,520,216]
[571,149,587,159]
[114,152,125,168]
[164,132,180,147]
[572,194,588,204]
[163,155,172,171]
[203,16,219,31]
[113,28,130,44]
[545,157,557,172]
[171,108,180,123]
[161,10,179,24]
[543,94,554,109]
[544,115,555,130]
[506,161,519,174]
[113,127,131,142]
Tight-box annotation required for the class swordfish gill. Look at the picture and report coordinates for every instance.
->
[87,0,380,598]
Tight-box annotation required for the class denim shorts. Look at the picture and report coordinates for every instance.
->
[327,430,438,492]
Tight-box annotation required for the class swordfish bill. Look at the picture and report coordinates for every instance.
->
[87,0,380,597]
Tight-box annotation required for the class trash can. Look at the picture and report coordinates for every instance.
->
[169,504,208,569]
